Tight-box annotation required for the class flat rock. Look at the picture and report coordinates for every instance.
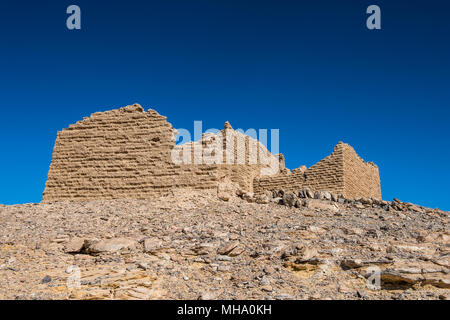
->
[305,199,339,213]
[83,238,136,255]
[64,238,85,253]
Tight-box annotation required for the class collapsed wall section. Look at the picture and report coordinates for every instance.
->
[254,142,381,199]
[172,122,280,192]
[254,142,345,195]
[302,143,345,193]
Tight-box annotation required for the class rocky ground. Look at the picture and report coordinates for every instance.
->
[0,188,448,300]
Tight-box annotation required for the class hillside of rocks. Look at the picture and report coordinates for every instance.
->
[0,188,448,300]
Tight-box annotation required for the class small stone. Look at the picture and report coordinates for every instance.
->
[52,235,69,243]
[305,199,339,213]
[271,197,282,204]
[274,293,293,300]
[355,203,365,209]
[242,192,254,202]
[282,192,297,207]
[137,262,150,270]
[294,199,303,208]
[218,192,231,201]
[261,285,273,292]
[216,255,232,262]
[263,266,275,274]
[356,290,369,299]
[84,238,135,255]
[260,276,270,286]
[322,191,332,201]
[340,258,364,269]
[64,238,85,253]
[199,292,215,300]
[304,188,313,198]
[41,275,51,284]
[228,244,245,257]
[360,198,373,205]
[217,241,239,256]
[143,237,164,254]
[255,195,270,204]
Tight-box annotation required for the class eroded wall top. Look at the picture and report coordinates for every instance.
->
[254,142,381,199]
[43,104,381,201]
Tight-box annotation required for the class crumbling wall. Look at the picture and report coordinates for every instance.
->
[253,143,344,195]
[254,142,381,199]
[43,104,278,201]
[173,122,279,192]
[342,144,381,199]
[43,103,381,201]
[302,143,345,194]
[43,104,219,201]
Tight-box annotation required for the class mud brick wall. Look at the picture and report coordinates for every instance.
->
[43,104,220,201]
[342,143,381,199]
[218,127,278,191]
[43,104,277,201]
[302,143,345,193]
[253,143,344,195]
[175,125,278,192]
[43,103,381,201]
[254,142,381,199]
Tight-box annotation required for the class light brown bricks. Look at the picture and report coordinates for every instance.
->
[43,104,276,201]
[43,104,381,201]
[253,142,381,199]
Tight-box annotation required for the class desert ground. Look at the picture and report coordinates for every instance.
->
[0,189,448,300]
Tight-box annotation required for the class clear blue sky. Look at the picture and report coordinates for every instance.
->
[0,1,449,210]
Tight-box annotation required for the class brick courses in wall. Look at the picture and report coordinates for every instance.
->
[43,104,277,201]
[253,142,381,199]
[341,143,381,199]
[43,103,381,201]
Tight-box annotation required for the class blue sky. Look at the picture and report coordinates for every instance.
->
[0,0,449,210]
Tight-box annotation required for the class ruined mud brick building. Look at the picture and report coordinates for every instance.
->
[253,142,381,199]
[43,104,381,201]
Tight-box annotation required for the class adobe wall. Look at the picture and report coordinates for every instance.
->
[172,122,279,192]
[43,104,277,201]
[43,104,220,201]
[253,142,381,199]
[43,103,381,201]
[342,143,381,199]
[254,142,345,195]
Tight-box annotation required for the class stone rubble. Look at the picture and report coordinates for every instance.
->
[0,188,448,300]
